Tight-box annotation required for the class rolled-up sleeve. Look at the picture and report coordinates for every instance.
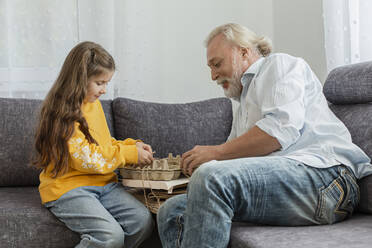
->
[255,57,306,150]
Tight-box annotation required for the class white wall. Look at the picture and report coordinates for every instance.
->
[115,0,273,103]
[116,0,327,103]
[272,0,327,83]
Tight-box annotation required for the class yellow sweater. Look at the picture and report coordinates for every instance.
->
[39,100,138,203]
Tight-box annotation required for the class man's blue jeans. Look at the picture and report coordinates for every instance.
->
[45,182,154,248]
[157,157,359,248]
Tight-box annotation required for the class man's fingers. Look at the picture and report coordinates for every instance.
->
[180,155,187,170]
[182,150,193,160]
[187,159,200,175]
[183,154,197,176]
[181,156,190,174]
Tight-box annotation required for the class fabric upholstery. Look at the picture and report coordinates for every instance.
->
[1,83,372,248]
[359,176,372,214]
[112,97,233,159]
[324,62,372,214]
[0,187,79,247]
[229,214,372,248]
[0,98,42,186]
[323,61,372,104]
[0,186,162,248]
[100,99,115,137]
[329,104,372,161]
[327,97,372,215]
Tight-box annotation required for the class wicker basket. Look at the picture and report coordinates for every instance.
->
[120,168,181,181]
[120,153,182,181]
[127,187,187,214]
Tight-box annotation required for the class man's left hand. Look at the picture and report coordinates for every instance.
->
[181,145,221,176]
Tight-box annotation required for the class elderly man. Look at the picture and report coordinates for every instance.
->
[157,23,372,248]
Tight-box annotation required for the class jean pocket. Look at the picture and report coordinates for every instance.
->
[315,168,359,224]
[341,168,360,212]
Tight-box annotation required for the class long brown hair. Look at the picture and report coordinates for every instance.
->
[33,41,115,177]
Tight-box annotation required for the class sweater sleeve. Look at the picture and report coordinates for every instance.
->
[111,137,142,146]
[68,124,138,174]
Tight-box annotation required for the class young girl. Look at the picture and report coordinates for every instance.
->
[33,41,154,248]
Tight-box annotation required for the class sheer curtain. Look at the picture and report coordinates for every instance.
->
[0,0,271,102]
[323,0,372,73]
[0,0,120,99]
[0,0,224,102]
[0,0,222,102]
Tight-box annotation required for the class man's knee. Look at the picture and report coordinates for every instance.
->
[157,198,173,223]
[189,162,226,191]
[158,194,186,223]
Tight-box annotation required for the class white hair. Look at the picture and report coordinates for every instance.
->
[205,23,272,57]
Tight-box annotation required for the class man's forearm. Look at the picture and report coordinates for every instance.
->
[216,125,282,160]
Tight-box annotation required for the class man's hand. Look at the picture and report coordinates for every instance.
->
[136,142,154,166]
[181,145,221,176]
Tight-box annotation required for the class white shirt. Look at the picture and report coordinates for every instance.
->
[228,53,372,179]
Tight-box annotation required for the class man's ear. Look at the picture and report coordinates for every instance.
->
[240,47,249,58]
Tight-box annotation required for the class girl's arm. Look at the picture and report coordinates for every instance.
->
[111,137,139,146]
[68,124,138,174]
[112,137,154,165]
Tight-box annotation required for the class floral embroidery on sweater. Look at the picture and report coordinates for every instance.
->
[69,138,116,172]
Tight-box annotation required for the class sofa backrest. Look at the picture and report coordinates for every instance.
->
[112,97,232,159]
[323,61,372,214]
[0,98,114,187]
[101,100,115,137]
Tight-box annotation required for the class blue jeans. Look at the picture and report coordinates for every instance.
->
[45,182,154,248]
[157,157,359,248]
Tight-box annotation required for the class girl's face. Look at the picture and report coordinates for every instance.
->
[85,70,114,103]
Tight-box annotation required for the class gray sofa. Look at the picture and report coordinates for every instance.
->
[0,61,371,248]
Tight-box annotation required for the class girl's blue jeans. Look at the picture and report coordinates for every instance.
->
[44,182,154,248]
[157,157,359,248]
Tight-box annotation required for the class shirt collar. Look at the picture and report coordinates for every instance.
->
[234,57,265,103]
[240,56,265,87]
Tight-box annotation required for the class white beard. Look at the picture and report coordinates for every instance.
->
[217,56,243,99]
[223,77,241,99]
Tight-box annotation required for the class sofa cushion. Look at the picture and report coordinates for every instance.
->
[112,97,232,159]
[323,61,372,104]
[323,61,372,215]
[0,98,43,186]
[329,104,372,165]
[0,187,79,247]
[0,98,114,187]
[328,102,372,215]
[100,100,115,137]
[0,186,163,248]
[359,176,372,214]
[229,214,372,248]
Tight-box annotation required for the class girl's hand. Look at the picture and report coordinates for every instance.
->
[136,142,154,166]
